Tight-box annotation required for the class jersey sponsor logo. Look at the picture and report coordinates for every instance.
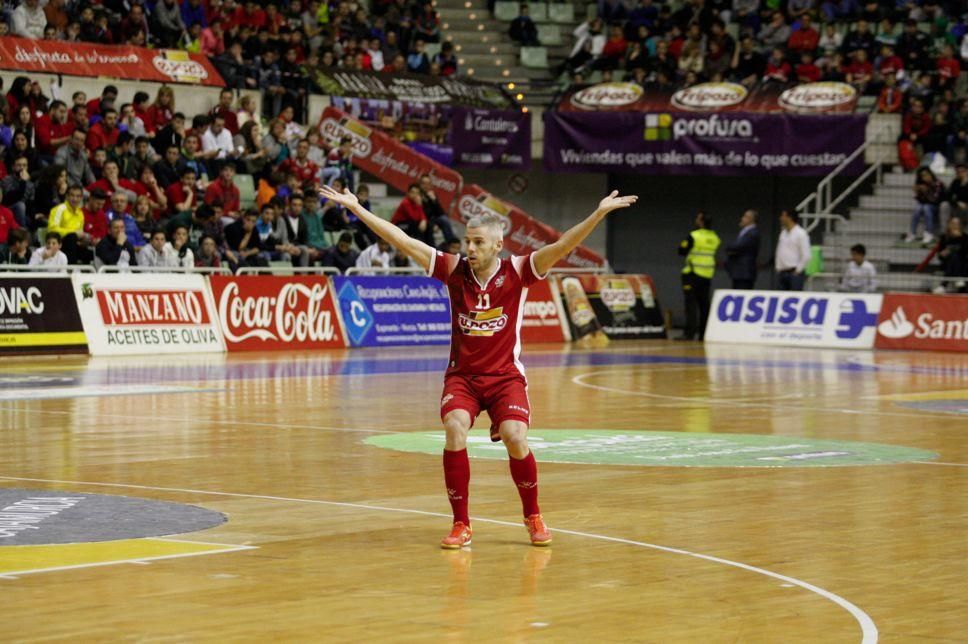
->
[458,307,509,336]
[494,275,506,288]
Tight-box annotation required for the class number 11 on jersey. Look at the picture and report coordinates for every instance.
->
[476,293,491,309]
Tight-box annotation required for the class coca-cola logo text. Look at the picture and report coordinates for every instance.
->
[218,281,338,344]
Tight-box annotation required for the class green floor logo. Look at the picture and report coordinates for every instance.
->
[364,430,937,468]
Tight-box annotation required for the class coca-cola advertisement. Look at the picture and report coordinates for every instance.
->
[451,107,531,170]
[521,278,570,343]
[209,276,346,352]
[875,293,968,353]
[317,106,463,212]
[72,274,225,356]
[456,184,606,269]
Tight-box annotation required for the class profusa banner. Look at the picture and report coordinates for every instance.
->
[0,36,224,86]
[72,273,224,356]
[557,274,665,340]
[209,275,345,352]
[0,276,86,354]
[875,293,968,353]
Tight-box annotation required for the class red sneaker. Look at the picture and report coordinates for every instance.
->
[440,521,472,549]
[524,514,552,546]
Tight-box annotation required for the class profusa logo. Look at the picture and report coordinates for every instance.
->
[217,281,337,344]
[671,82,747,111]
[570,82,643,110]
[779,82,856,113]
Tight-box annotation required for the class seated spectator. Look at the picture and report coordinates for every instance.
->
[119,103,148,139]
[81,189,109,261]
[948,163,968,219]
[843,18,875,58]
[344,183,376,250]
[407,40,431,74]
[275,194,312,266]
[2,228,30,265]
[795,53,821,83]
[166,167,199,217]
[194,234,222,268]
[598,24,630,71]
[29,231,68,268]
[392,183,429,243]
[46,184,85,263]
[818,23,843,51]
[321,231,359,273]
[731,36,766,86]
[138,228,169,267]
[262,119,291,167]
[2,156,32,229]
[415,2,441,43]
[96,217,138,268]
[280,139,320,190]
[145,86,176,135]
[325,136,354,190]
[356,239,394,270]
[509,5,540,47]
[936,44,960,91]
[935,216,967,292]
[153,145,187,189]
[201,114,238,174]
[418,174,457,245]
[35,100,74,159]
[876,73,902,114]
[130,136,158,181]
[235,121,270,178]
[0,195,20,249]
[204,162,242,222]
[12,0,46,40]
[105,193,146,249]
[840,243,877,292]
[875,44,903,81]
[152,112,186,157]
[896,19,929,72]
[181,133,210,181]
[87,160,143,202]
[763,47,791,82]
[224,209,269,268]
[845,50,873,92]
[906,167,943,244]
[787,14,819,55]
[758,12,791,51]
[165,225,195,268]
[87,108,120,154]
[434,41,458,76]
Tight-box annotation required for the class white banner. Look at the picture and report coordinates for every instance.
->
[704,290,882,349]
[72,274,225,356]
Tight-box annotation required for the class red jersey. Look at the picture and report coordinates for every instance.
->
[430,251,545,378]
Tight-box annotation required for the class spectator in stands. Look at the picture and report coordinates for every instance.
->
[211,89,241,137]
[153,0,187,47]
[96,218,138,268]
[434,42,458,77]
[234,121,270,178]
[145,87,176,135]
[948,163,968,219]
[907,167,943,244]
[153,112,185,157]
[87,108,120,154]
[165,225,195,268]
[153,145,187,189]
[55,129,96,188]
[225,209,268,268]
[139,228,169,267]
[935,216,967,292]
[764,47,792,82]
[731,36,766,86]
[46,184,86,263]
[120,104,149,140]
[322,231,359,273]
[81,189,109,261]
[795,53,822,82]
[204,162,241,222]
[280,139,320,190]
[725,209,760,290]
[12,0,47,40]
[510,4,540,47]
[105,192,146,249]
[166,167,199,218]
[6,130,40,175]
[418,174,457,245]
[819,23,843,51]
[200,114,238,174]
[356,239,394,270]
[29,165,68,233]
[774,210,811,291]
[846,49,873,93]
[843,18,875,58]
[325,136,354,190]
[392,183,429,243]
[276,193,311,266]
[759,12,791,52]
[2,228,30,265]
[2,157,32,229]
[180,133,210,181]
[787,14,819,54]
[407,39,431,74]
[131,137,158,180]
[35,100,73,159]
[840,243,877,292]
[195,234,222,268]
[29,231,67,267]
[262,119,291,167]
[876,73,902,114]
[87,160,141,202]
[0,193,20,250]
[896,19,929,72]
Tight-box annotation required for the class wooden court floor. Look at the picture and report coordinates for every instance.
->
[1,341,965,642]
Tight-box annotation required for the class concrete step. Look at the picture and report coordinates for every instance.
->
[859,194,916,209]
[822,245,931,264]
[849,207,916,219]
[882,170,956,187]
[454,41,519,55]
[872,185,917,197]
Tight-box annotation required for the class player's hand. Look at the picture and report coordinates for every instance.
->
[318,185,360,210]
[597,190,638,214]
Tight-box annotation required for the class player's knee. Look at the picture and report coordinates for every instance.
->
[443,410,471,449]
[499,421,529,455]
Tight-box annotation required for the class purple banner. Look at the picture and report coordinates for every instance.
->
[452,107,531,170]
[543,111,867,177]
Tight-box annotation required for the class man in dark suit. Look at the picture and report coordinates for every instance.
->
[725,209,760,290]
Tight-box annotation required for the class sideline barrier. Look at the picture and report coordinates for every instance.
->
[0,265,95,273]
[71,273,225,356]
[209,275,346,352]
[97,265,233,275]
[334,274,451,347]
[705,289,882,349]
[557,273,666,341]
[875,293,968,353]
[345,267,425,275]
[235,266,341,275]
[0,274,87,354]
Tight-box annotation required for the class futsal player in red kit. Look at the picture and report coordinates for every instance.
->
[319,185,638,548]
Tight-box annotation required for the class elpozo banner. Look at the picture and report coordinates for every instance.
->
[0,36,224,86]
[558,274,665,340]
[209,275,346,351]
[875,293,968,353]
[72,273,224,356]
[705,290,881,349]
[0,275,86,354]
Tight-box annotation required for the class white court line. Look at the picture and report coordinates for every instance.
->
[0,475,877,644]
[913,461,968,467]
[571,369,968,420]
[0,542,258,579]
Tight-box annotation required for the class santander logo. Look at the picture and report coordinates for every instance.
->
[217,281,337,344]
[877,307,915,339]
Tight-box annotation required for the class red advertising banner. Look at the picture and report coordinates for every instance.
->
[317,106,462,212]
[558,80,858,114]
[0,36,224,86]
[875,293,968,353]
[558,273,665,340]
[456,184,606,270]
[210,275,346,351]
[521,278,569,343]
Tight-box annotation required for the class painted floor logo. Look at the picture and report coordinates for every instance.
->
[364,430,937,468]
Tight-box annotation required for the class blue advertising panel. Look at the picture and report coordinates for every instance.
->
[334,276,452,347]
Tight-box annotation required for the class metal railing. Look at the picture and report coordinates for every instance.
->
[345,266,425,275]
[798,212,848,235]
[807,271,957,293]
[97,265,233,275]
[0,264,95,273]
[235,266,341,276]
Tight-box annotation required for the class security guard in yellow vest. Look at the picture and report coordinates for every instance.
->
[677,211,720,341]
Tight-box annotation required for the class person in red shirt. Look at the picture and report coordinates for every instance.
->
[144,86,176,135]
[235,0,266,29]
[795,53,822,83]
[0,192,20,245]
[391,184,429,242]
[598,24,628,69]
[876,45,904,79]
[902,99,932,142]
[936,45,961,90]
[279,139,320,189]
[86,85,118,121]
[787,14,819,54]
[166,167,199,216]
[846,50,873,91]
[764,47,791,82]
[320,183,637,548]
[209,89,240,136]
[877,73,903,114]
[204,162,241,220]
[86,160,144,201]
[82,189,109,244]
[34,100,75,157]
[87,108,120,154]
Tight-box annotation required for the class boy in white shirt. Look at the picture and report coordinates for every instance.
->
[29,232,68,267]
[840,243,878,293]
[355,239,394,270]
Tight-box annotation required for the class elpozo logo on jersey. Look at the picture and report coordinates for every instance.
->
[458,307,508,336]
[704,290,882,349]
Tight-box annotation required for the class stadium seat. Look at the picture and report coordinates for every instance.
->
[538,23,563,46]
[424,42,442,60]
[494,1,519,21]
[520,47,549,69]
[548,3,574,23]
[234,173,256,209]
[528,3,548,22]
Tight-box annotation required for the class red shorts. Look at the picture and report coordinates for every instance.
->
[440,372,531,432]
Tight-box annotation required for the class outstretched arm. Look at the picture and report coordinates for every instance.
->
[532,190,638,276]
[318,185,436,271]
